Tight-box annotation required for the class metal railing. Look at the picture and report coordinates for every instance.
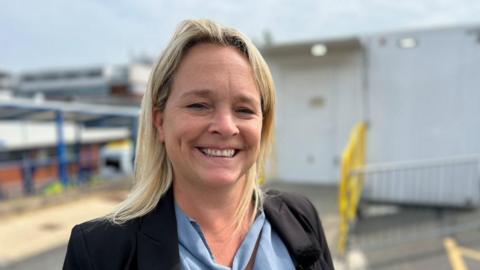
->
[338,127,480,255]
[348,154,480,253]
[338,122,367,255]
[356,154,480,208]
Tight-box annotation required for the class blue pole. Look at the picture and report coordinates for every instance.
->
[74,124,83,183]
[21,152,34,194]
[56,111,69,186]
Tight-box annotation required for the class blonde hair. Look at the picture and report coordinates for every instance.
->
[107,19,276,229]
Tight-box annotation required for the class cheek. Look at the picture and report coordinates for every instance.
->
[164,118,203,147]
[245,121,263,151]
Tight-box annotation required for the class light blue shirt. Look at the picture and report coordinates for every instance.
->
[175,203,295,270]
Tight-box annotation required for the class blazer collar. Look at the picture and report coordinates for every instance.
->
[134,188,321,270]
[137,188,181,270]
[264,194,321,269]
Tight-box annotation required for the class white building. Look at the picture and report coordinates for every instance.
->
[15,60,152,106]
[0,71,15,98]
[264,24,480,188]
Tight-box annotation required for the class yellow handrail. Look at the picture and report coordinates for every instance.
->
[338,122,367,255]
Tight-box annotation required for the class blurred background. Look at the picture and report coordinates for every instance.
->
[1,0,480,269]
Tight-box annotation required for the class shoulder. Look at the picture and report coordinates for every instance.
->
[73,217,138,245]
[263,189,334,270]
[264,189,313,206]
[64,218,139,269]
[264,189,319,220]
[263,189,323,240]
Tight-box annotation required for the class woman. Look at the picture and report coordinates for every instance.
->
[64,19,333,270]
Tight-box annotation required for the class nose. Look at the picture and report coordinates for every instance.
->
[208,109,239,137]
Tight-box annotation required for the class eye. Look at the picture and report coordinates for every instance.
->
[236,107,255,115]
[186,103,209,110]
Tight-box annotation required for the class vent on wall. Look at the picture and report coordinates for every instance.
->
[309,96,325,108]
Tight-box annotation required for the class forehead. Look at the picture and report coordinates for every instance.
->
[169,43,260,103]
[180,43,249,70]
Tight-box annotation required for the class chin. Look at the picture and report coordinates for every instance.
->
[201,172,245,188]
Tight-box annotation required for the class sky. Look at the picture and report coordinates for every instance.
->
[2,0,480,73]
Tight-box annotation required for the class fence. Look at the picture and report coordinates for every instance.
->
[349,154,480,253]
[357,155,480,208]
[0,155,99,199]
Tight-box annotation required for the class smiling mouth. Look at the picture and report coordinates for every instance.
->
[197,148,239,158]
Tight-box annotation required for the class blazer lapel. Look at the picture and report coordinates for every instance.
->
[264,193,321,269]
[137,188,181,270]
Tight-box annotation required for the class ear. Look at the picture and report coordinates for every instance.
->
[153,108,165,142]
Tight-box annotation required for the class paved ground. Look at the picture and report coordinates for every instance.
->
[1,246,66,270]
[351,204,480,270]
[0,181,128,269]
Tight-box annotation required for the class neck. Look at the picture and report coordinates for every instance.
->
[173,179,251,232]
[173,177,256,267]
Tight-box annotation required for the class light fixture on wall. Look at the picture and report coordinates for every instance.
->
[398,37,418,49]
[311,43,328,56]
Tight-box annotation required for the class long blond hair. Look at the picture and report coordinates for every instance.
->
[107,19,276,229]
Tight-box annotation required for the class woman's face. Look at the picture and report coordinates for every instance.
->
[154,43,262,191]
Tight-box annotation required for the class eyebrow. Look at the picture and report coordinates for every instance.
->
[233,94,261,108]
[179,89,212,99]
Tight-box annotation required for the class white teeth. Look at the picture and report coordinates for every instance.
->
[201,148,235,157]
